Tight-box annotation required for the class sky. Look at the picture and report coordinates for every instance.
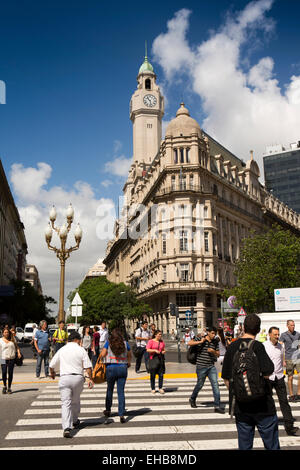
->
[1,0,300,309]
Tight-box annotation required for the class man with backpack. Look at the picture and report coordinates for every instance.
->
[134,321,151,373]
[222,313,280,450]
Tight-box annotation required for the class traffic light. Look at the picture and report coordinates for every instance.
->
[170,303,176,316]
[170,303,179,317]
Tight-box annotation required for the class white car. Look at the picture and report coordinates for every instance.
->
[24,323,37,343]
[15,327,24,342]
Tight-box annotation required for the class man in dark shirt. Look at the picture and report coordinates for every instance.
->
[222,313,280,450]
[188,326,224,414]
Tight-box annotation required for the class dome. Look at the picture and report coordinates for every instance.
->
[138,56,154,75]
[165,103,201,137]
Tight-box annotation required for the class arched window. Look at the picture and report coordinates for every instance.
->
[145,78,151,90]
[174,148,178,164]
[180,148,184,163]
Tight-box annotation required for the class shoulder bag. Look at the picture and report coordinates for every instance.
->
[92,356,107,384]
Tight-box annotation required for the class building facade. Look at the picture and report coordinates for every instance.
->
[25,264,43,295]
[85,258,106,279]
[264,141,300,213]
[0,159,27,287]
[104,57,300,336]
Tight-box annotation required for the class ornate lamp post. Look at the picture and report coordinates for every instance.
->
[45,204,82,323]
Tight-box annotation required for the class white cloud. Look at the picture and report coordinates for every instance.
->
[152,0,300,174]
[10,163,116,310]
[104,155,132,178]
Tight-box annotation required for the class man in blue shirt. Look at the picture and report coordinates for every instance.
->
[34,320,51,379]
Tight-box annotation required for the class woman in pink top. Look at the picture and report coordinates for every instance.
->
[147,330,166,395]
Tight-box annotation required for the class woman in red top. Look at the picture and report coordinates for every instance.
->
[147,330,166,395]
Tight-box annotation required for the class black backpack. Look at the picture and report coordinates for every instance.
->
[187,344,198,364]
[231,339,266,402]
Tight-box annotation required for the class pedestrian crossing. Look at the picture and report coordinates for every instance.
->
[2,378,300,450]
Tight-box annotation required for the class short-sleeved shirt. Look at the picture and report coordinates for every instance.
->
[222,338,275,418]
[279,330,300,361]
[135,328,151,348]
[194,336,219,368]
[53,328,68,343]
[35,330,50,351]
[93,332,100,348]
[49,342,92,376]
[147,339,166,360]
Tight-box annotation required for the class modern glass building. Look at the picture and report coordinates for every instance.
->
[263,142,300,214]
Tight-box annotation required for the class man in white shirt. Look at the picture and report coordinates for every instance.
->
[99,321,108,350]
[264,327,299,436]
[135,321,151,373]
[49,331,94,438]
[182,328,195,350]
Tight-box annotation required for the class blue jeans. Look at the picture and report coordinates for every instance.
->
[105,364,128,417]
[36,350,49,377]
[236,414,280,450]
[191,365,220,408]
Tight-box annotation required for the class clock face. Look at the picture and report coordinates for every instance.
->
[143,94,157,107]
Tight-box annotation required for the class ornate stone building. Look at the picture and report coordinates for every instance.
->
[0,159,27,288]
[103,56,300,336]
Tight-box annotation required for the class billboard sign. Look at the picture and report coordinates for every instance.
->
[274,288,300,312]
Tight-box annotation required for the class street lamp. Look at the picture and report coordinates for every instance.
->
[45,203,82,323]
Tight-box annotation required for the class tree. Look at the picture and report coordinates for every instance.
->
[225,225,300,313]
[0,280,57,325]
[68,277,152,331]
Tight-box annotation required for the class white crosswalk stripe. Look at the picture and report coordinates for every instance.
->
[1,378,300,450]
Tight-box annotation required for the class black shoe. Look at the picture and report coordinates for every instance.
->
[120,416,126,423]
[2,387,7,395]
[189,398,197,408]
[214,407,225,414]
[296,395,300,402]
[73,419,80,429]
[286,426,299,436]
[289,395,296,402]
[7,389,12,394]
[103,410,111,417]
[63,428,72,438]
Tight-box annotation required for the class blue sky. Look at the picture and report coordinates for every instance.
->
[1,0,300,301]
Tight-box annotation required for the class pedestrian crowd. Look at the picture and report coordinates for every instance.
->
[2,315,300,451]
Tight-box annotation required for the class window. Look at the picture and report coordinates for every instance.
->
[176,293,196,307]
[204,232,209,252]
[180,263,189,281]
[190,174,194,189]
[162,265,167,282]
[205,264,210,281]
[186,148,190,163]
[180,148,184,163]
[180,175,186,190]
[171,175,176,190]
[162,233,167,254]
[180,230,188,252]
[174,149,178,164]
[145,78,151,90]
[204,206,208,218]
[205,293,212,306]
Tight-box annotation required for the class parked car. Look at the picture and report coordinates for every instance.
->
[24,323,37,343]
[15,327,24,342]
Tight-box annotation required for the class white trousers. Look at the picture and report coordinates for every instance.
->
[59,375,84,430]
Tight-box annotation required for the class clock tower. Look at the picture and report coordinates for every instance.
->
[130,52,164,165]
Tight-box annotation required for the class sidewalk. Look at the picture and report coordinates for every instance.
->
[10,359,198,385]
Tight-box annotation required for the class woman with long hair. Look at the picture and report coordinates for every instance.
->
[146,329,166,395]
[99,328,131,423]
[0,326,22,394]
[81,325,92,360]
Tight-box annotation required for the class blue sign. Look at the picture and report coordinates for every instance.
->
[185,310,192,319]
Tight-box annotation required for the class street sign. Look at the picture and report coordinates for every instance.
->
[71,305,82,317]
[185,309,192,319]
[72,292,83,306]
[274,288,300,311]
[238,308,246,316]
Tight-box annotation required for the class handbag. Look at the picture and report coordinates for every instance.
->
[15,352,24,367]
[148,354,161,373]
[92,356,107,384]
[132,344,144,358]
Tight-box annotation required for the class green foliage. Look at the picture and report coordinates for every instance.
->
[0,280,57,325]
[68,277,152,329]
[225,225,300,313]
